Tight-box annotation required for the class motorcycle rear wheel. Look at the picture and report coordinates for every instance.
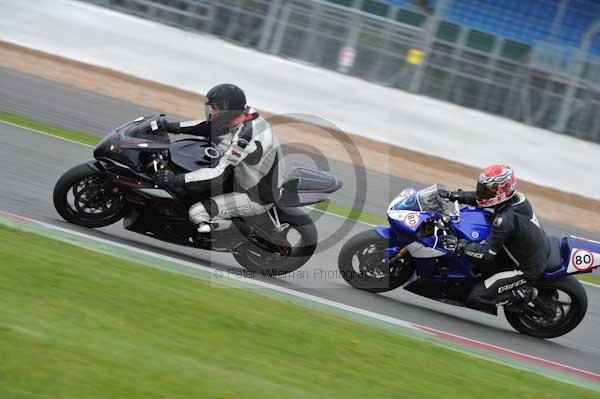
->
[504,276,587,339]
[232,208,317,275]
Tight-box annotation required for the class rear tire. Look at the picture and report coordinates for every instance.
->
[53,163,125,228]
[233,208,317,275]
[504,276,588,339]
[338,229,414,293]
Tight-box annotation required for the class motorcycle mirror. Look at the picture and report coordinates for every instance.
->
[448,200,461,224]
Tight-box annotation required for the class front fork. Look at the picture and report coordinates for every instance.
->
[376,225,410,263]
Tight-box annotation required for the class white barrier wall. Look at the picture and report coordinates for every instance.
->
[1,0,599,199]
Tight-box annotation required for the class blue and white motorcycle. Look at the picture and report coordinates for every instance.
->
[338,185,600,339]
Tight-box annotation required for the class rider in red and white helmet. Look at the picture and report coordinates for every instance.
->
[439,165,550,312]
[475,165,517,207]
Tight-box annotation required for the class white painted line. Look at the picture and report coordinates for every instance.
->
[1,117,381,227]
[581,280,600,289]
[0,119,95,148]
[0,210,420,333]
[415,324,600,381]
[3,117,600,292]
[305,206,378,227]
[3,209,600,385]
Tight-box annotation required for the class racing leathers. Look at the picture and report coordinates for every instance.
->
[442,191,549,309]
[163,107,285,230]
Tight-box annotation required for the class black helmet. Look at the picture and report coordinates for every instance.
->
[204,83,247,133]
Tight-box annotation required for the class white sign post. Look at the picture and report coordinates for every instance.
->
[337,46,356,73]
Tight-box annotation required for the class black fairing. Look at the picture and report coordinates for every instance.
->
[94,116,171,173]
[169,139,223,172]
[546,236,563,271]
[93,116,342,208]
[93,115,221,174]
[404,278,496,315]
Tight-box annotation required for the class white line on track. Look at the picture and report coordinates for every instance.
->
[0,119,95,148]
[3,209,600,384]
[4,119,600,383]
[580,280,600,289]
[0,210,421,333]
[5,118,599,289]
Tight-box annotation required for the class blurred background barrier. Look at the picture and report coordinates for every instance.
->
[82,0,600,143]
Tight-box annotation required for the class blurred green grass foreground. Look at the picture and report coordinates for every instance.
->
[0,225,598,398]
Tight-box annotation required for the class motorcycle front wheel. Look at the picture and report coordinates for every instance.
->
[53,162,125,228]
[338,229,414,293]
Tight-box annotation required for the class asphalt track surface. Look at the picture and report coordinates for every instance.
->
[2,68,600,374]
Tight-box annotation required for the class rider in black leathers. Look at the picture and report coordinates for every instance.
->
[440,165,549,310]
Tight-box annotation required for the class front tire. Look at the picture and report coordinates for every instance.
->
[504,276,588,339]
[53,163,125,228]
[233,208,317,275]
[338,229,414,293]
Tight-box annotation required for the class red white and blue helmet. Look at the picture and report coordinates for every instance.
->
[476,165,517,207]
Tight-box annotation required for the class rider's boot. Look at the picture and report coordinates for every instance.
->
[197,219,232,233]
[501,286,538,314]
[468,286,538,314]
[197,223,212,233]
[243,214,290,254]
[194,220,236,249]
[505,286,538,305]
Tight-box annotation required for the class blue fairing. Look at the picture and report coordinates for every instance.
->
[375,225,394,240]
[542,236,600,280]
[376,225,413,255]
[381,186,600,295]
[564,236,600,253]
[451,207,492,242]
[389,210,438,236]
[386,206,488,281]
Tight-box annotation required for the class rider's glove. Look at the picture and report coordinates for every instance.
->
[441,234,467,255]
[439,189,463,202]
[129,114,174,136]
[154,115,181,134]
[157,115,184,134]
[154,170,185,190]
[438,188,451,199]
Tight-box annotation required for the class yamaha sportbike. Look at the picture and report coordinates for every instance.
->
[53,115,342,274]
[338,185,599,339]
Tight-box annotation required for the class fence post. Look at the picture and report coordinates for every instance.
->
[549,0,570,45]
[299,1,323,63]
[409,0,449,93]
[258,0,284,52]
[269,3,293,54]
[335,0,363,73]
[554,20,600,133]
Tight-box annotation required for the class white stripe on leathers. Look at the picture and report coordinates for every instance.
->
[484,270,524,289]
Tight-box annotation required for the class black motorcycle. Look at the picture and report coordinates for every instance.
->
[53,115,342,274]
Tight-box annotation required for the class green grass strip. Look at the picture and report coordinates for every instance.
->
[2,111,599,288]
[577,273,600,285]
[2,214,600,392]
[311,200,387,225]
[1,224,599,398]
[0,111,100,146]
